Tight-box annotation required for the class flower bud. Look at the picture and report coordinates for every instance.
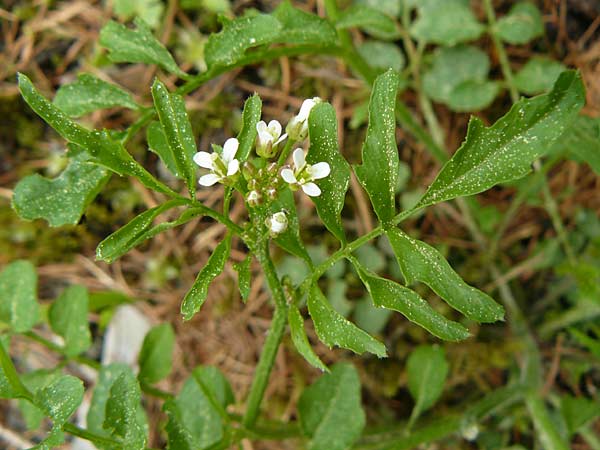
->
[246,190,261,207]
[286,97,321,141]
[256,120,287,159]
[266,211,288,237]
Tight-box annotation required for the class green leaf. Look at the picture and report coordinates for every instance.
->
[307,284,387,357]
[18,74,176,196]
[49,285,92,357]
[112,0,164,29]
[307,102,350,244]
[336,5,399,40]
[446,80,500,112]
[96,199,185,263]
[103,371,147,449]
[550,115,600,175]
[496,2,544,45]
[0,260,39,333]
[18,370,60,430]
[151,79,197,195]
[147,121,179,176]
[181,235,231,320]
[356,0,401,17]
[560,395,600,435]
[12,152,110,227]
[288,305,328,372]
[205,14,282,68]
[53,73,138,117]
[386,228,504,322]
[298,363,365,450]
[406,345,448,425]
[0,337,25,399]
[514,57,567,95]
[233,255,251,303]
[269,188,311,263]
[417,71,585,208]
[411,0,484,45]
[34,374,84,425]
[352,260,470,341]
[99,19,186,77]
[358,41,405,73]
[272,1,338,45]
[236,94,262,164]
[355,69,400,223]
[138,323,175,384]
[164,366,233,449]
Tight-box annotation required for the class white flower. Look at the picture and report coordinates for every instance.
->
[280,148,330,197]
[256,120,287,158]
[246,190,261,207]
[286,97,321,140]
[193,137,240,186]
[266,211,288,237]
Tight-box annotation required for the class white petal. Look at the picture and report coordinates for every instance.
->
[227,159,239,176]
[193,152,214,169]
[199,173,220,186]
[302,182,321,197]
[267,120,282,137]
[256,121,267,133]
[281,168,297,184]
[275,133,288,146]
[222,138,239,163]
[257,129,274,145]
[292,148,305,170]
[298,98,316,120]
[309,162,331,180]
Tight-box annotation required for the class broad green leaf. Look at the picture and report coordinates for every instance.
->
[205,14,282,68]
[307,284,387,357]
[514,57,567,95]
[288,305,328,372]
[352,260,470,341]
[269,189,311,263]
[417,71,585,208]
[181,235,232,320]
[138,323,175,384]
[164,366,233,449]
[411,0,484,45]
[12,152,110,227]
[446,80,500,112]
[336,5,399,40]
[0,260,39,333]
[307,102,350,244]
[496,2,544,45]
[355,69,400,223]
[233,255,251,302]
[560,395,600,435]
[298,363,365,450]
[49,285,92,357]
[550,115,600,175]
[112,0,164,29]
[34,374,84,425]
[151,79,197,195]
[407,345,448,425]
[147,120,178,175]
[96,199,185,263]
[386,228,504,323]
[99,19,186,77]
[18,74,176,196]
[358,41,405,73]
[53,73,138,117]
[357,0,401,17]
[272,1,338,45]
[18,370,60,430]
[236,94,262,163]
[103,371,147,449]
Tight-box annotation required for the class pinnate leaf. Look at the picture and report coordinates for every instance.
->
[496,2,544,45]
[298,363,365,450]
[308,285,386,357]
[138,323,175,384]
[288,305,328,372]
[0,260,39,333]
[49,285,92,357]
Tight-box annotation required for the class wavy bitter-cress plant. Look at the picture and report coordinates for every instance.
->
[2,1,588,449]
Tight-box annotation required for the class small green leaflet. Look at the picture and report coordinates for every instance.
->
[151,79,197,196]
[103,371,147,450]
[236,94,262,164]
[138,323,175,384]
[12,152,110,227]
[358,41,405,73]
[147,121,179,176]
[417,71,585,209]
[181,235,232,320]
[49,285,92,357]
[406,345,448,427]
[514,57,567,95]
[496,2,544,45]
[298,363,365,450]
[308,102,350,244]
[96,199,185,263]
[269,188,311,264]
[164,366,234,449]
[307,284,387,357]
[0,260,39,333]
[288,305,328,372]
[411,0,484,45]
[335,5,399,40]
[386,228,504,323]
[272,1,338,45]
[233,255,252,302]
[112,0,164,29]
[53,73,139,117]
[99,18,186,78]
[352,259,470,341]
[18,370,60,430]
[355,69,400,224]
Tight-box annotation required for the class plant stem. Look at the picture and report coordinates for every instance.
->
[0,338,31,400]
[62,423,121,448]
[277,138,296,166]
[242,240,289,428]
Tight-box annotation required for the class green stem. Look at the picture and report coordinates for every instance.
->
[0,338,31,400]
[242,240,289,428]
[277,138,297,166]
[62,423,122,448]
